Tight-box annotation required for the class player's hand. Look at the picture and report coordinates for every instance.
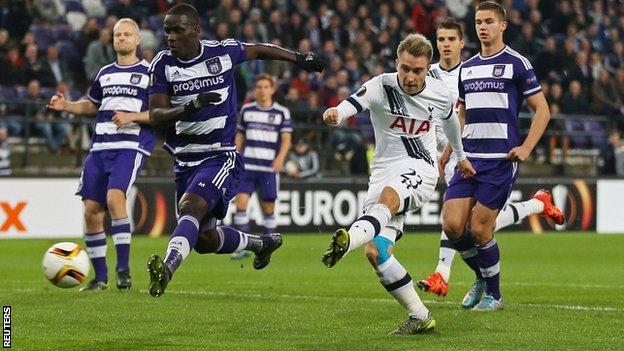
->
[437,148,451,177]
[46,92,66,111]
[112,111,135,128]
[457,158,476,178]
[322,108,340,126]
[185,92,222,114]
[295,52,325,73]
[272,157,285,172]
[507,145,531,162]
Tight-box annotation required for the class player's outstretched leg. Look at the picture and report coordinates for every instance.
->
[322,203,392,268]
[111,217,132,290]
[493,189,565,232]
[231,210,252,260]
[81,232,109,291]
[202,226,283,270]
[365,234,435,335]
[416,230,454,297]
[148,214,200,298]
[472,237,503,311]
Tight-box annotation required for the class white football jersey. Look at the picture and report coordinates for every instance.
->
[346,72,453,171]
[429,61,462,153]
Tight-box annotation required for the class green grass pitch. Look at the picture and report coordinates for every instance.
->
[1,232,623,350]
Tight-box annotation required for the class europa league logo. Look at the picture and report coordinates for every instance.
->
[529,180,594,233]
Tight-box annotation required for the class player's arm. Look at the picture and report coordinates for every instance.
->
[46,93,98,116]
[508,92,550,162]
[440,103,475,178]
[112,110,150,128]
[243,43,324,73]
[323,78,379,126]
[149,92,221,129]
[273,132,292,172]
[235,131,245,152]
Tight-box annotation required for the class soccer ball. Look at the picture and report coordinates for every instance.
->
[42,242,90,288]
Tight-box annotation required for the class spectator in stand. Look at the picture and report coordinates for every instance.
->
[567,51,593,89]
[614,68,624,105]
[289,70,311,100]
[599,130,624,176]
[561,81,590,115]
[285,138,320,179]
[0,45,27,87]
[0,29,10,57]
[604,42,624,74]
[547,82,563,107]
[46,44,72,86]
[0,126,10,175]
[109,0,141,24]
[511,22,539,61]
[534,38,562,81]
[23,79,70,152]
[84,29,114,80]
[24,44,55,87]
[591,69,623,124]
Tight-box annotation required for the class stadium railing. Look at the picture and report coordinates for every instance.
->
[0,98,611,177]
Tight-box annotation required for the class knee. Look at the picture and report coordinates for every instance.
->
[194,229,219,254]
[470,219,492,244]
[364,242,378,266]
[178,197,207,219]
[83,207,101,226]
[442,219,463,240]
[366,236,394,266]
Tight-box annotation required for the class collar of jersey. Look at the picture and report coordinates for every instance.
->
[253,102,276,110]
[396,75,426,96]
[175,41,205,64]
[438,61,462,72]
[114,59,144,69]
[478,45,507,60]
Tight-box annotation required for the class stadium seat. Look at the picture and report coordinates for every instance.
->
[585,120,606,149]
[82,0,107,18]
[148,15,163,31]
[66,11,88,31]
[65,0,84,13]
[565,119,589,148]
[56,40,79,60]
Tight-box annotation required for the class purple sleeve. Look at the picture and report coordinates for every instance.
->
[224,39,248,66]
[280,109,292,132]
[518,66,542,97]
[148,54,168,95]
[87,76,102,104]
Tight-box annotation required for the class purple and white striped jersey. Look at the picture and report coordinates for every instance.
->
[238,102,292,172]
[87,60,155,155]
[458,46,541,161]
[148,39,247,170]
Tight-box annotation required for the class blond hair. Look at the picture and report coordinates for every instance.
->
[397,33,433,62]
[254,73,276,88]
[114,18,140,35]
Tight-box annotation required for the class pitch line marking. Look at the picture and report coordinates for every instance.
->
[160,289,624,312]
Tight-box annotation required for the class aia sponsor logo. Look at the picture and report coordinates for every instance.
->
[389,117,430,135]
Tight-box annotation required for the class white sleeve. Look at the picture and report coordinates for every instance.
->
[336,76,381,123]
[440,112,466,161]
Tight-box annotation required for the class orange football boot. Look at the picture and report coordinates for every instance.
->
[416,272,449,297]
[533,189,565,225]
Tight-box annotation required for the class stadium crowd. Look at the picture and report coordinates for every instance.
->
[0,0,623,175]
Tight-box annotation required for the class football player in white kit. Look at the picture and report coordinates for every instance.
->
[321,33,475,334]
[416,18,565,300]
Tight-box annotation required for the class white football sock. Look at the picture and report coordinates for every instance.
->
[494,199,544,232]
[347,203,391,252]
[375,255,428,320]
[434,230,455,282]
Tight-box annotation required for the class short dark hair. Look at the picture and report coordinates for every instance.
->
[437,18,463,40]
[254,74,275,87]
[476,1,506,21]
[167,3,199,26]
